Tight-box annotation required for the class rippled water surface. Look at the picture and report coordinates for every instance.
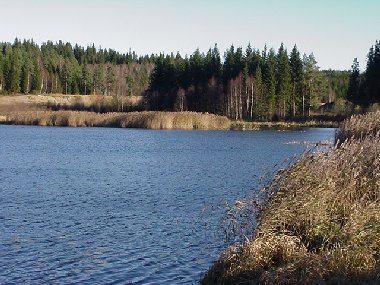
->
[0,125,335,284]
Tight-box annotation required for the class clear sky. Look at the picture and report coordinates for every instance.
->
[0,0,378,70]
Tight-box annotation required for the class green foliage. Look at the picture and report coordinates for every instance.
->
[276,43,292,117]
[323,69,350,101]
[148,43,339,120]
[20,57,32,94]
[31,60,41,93]
[80,63,91,95]
[0,39,154,96]
[263,48,277,119]
[93,64,104,95]
[347,58,361,104]
[0,39,348,120]
[365,41,380,103]
[290,45,303,116]
[105,66,115,95]
[346,40,380,107]
[302,53,328,115]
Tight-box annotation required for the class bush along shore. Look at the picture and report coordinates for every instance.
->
[202,111,380,284]
[0,110,338,130]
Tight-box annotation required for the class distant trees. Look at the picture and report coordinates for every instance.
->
[347,58,361,104]
[148,43,334,120]
[365,41,380,103]
[0,39,154,96]
[0,38,355,120]
[322,70,350,102]
[289,45,303,116]
[346,40,380,107]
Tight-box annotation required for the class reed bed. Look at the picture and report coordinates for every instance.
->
[2,110,231,130]
[202,112,380,284]
[232,120,338,131]
[336,110,380,142]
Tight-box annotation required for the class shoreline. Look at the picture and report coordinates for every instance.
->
[202,111,380,284]
[0,110,339,131]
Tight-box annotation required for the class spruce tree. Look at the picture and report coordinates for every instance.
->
[93,64,104,95]
[254,65,264,119]
[263,48,277,119]
[276,44,292,118]
[289,45,303,116]
[212,44,221,79]
[10,49,22,93]
[20,60,31,94]
[347,58,360,105]
[60,62,73,94]
[31,60,41,93]
[365,41,380,103]
[80,63,91,95]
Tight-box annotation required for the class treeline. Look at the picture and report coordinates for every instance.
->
[0,39,350,120]
[148,44,349,120]
[347,40,380,107]
[0,38,154,97]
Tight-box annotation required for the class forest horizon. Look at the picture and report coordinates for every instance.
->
[2,38,378,120]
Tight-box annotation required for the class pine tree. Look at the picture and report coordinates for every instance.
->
[303,53,320,116]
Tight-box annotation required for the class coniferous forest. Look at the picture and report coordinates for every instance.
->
[0,39,154,98]
[148,44,349,120]
[347,40,380,107]
[0,38,361,120]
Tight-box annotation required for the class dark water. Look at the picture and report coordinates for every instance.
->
[0,125,335,284]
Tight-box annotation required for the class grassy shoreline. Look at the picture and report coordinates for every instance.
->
[0,110,231,130]
[0,110,338,130]
[202,111,380,284]
[0,94,340,130]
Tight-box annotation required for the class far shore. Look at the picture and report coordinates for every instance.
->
[0,94,340,130]
[0,110,339,130]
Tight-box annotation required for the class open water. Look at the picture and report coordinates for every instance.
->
[0,125,335,284]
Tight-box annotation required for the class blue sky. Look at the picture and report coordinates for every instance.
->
[0,0,378,70]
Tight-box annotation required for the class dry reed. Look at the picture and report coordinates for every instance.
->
[336,110,380,142]
[1,110,231,130]
[202,112,380,284]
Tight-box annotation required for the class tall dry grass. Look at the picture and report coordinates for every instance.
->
[336,110,380,142]
[202,112,380,284]
[2,110,230,130]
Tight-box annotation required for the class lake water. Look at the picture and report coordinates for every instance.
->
[0,125,335,284]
